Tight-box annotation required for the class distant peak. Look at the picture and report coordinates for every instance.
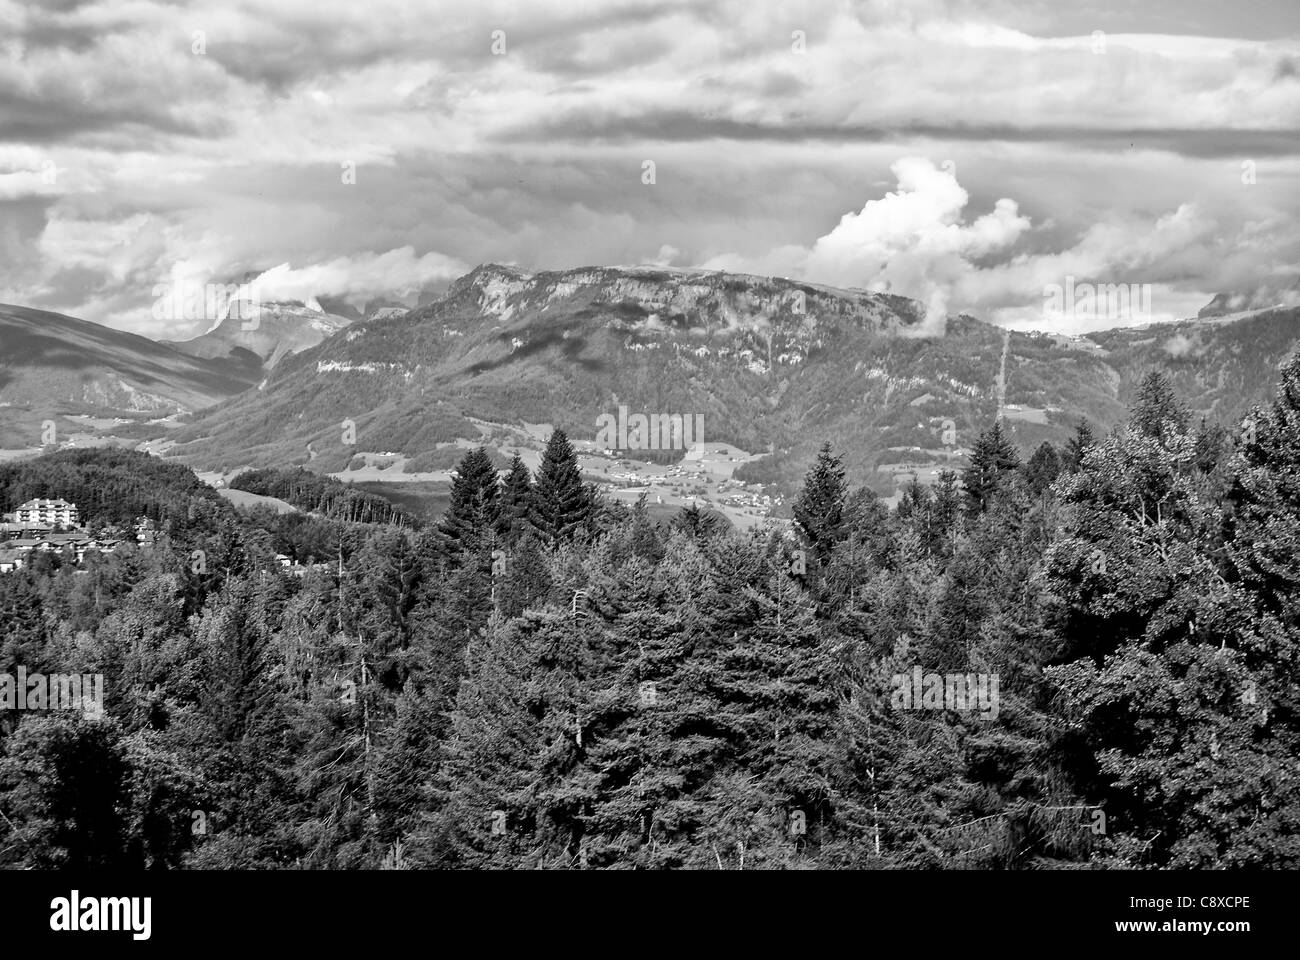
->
[1197,285,1298,320]
[443,263,530,297]
[468,262,531,281]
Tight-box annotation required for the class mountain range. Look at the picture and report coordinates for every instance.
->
[0,295,405,450]
[160,265,1300,494]
[4,268,1297,500]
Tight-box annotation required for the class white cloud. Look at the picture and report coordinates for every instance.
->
[0,146,62,199]
[704,157,1031,334]
[0,169,59,200]
[249,248,470,304]
[701,156,1300,335]
[2,0,1298,334]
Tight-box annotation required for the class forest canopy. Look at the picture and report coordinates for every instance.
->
[1,358,1298,870]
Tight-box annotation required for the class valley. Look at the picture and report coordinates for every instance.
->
[4,266,1298,529]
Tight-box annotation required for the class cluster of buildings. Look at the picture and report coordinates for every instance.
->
[593,460,781,516]
[718,488,779,511]
[0,499,146,574]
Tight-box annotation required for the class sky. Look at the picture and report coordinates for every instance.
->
[0,0,1298,338]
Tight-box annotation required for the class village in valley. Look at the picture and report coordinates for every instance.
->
[326,423,789,532]
[575,440,784,529]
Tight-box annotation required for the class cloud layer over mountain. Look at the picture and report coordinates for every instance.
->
[1,0,1297,335]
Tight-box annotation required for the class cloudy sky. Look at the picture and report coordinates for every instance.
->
[1,0,1298,338]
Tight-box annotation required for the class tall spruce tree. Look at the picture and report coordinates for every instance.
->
[1131,370,1189,441]
[528,430,593,547]
[793,442,848,565]
[440,446,501,556]
[963,421,1021,514]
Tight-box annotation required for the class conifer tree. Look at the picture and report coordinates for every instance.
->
[963,421,1021,514]
[625,495,665,563]
[1023,441,1060,497]
[1231,354,1300,616]
[412,560,493,724]
[1062,418,1094,473]
[429,610,590,868]
[439,446,501,556]
[497,454,533,542]
[671,502,727,540]
[572,540,721,867]
[931,469,962,550]
[1192,417,1230,477]
[197,577,279,743]
[896,477,928,520]
[528,430,594,547]
[372,682,445,846]
[1131,370,1189,441]
[0,574,51,686]
[496,534,553,618]
[793,442,848,565]
[705,573,843,862]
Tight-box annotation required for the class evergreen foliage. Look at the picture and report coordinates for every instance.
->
[3,370,1300,869]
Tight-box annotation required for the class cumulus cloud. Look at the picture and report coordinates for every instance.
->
[705,158,1032,335]
[804,159,1030,334]
[702,156,1300,335]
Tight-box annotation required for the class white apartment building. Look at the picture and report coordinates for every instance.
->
[9,499,80,527]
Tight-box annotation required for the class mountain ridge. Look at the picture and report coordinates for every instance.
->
[153,264,1300,500]
[7,265,1297,505]
[0,302,268,446]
